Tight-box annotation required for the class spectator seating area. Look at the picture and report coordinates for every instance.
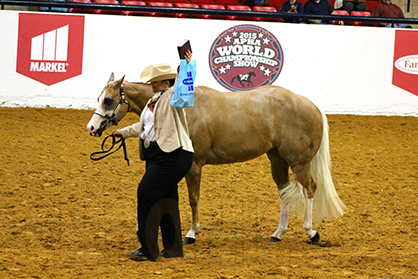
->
[64,0,380,25]
[268,0,379,12]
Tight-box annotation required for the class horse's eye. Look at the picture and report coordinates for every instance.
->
[104,97,113,106]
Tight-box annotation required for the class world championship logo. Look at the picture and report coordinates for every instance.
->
[209,25,283,91]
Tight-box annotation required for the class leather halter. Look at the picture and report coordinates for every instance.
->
[90,85,131,166]
[94,85,130,126]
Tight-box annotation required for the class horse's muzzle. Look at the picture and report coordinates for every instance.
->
[89,119,108,137]
[96,119,109,137]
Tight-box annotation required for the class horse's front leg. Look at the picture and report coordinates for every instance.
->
[183,162,203,244]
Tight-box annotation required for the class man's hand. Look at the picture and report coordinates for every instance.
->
[289,5,297,12]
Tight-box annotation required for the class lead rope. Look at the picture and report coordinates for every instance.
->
[90,133,130,166]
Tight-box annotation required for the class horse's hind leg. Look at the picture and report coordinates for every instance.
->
[289,163,320,243]
[270,201,289,242]
[266,149,290,242]
[183,162,203,244]
[304,196,320,243]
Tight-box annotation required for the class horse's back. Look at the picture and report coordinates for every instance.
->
[192,85,321,129]
[187,85,323,165]
[194,85,315,108]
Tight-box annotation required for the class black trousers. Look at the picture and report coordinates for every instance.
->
[342,0,366,14]
[136,142,193,259]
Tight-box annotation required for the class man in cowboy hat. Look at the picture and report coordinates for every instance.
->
[113,51,194,261]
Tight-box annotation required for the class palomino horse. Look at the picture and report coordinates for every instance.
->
[87,73,346,244]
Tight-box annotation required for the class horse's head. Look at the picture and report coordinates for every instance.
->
[86,73,130,137]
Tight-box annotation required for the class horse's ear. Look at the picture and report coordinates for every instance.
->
[116,75,125,87]
[108,73,115,83]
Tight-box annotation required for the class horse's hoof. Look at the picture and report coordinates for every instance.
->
[310,232,320,244]
[268,236,281,242]
[183,237,196,245]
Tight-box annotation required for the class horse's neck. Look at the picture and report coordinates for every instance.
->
[123,82,153,116]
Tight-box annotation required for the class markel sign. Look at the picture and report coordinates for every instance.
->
[16,13,85,86]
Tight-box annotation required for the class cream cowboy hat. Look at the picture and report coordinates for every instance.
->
[139,63,177,83]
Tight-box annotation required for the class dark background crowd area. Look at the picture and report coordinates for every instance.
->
[1,0,417,28]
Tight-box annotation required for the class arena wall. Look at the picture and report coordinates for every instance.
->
[1,10,418,116]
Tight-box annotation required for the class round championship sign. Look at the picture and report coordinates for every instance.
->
[209,24,283,91]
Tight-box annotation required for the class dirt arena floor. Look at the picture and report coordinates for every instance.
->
[1,107,418,278]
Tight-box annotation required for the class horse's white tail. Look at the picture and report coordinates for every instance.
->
[310,109,346,222]
[279,109,346,222]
